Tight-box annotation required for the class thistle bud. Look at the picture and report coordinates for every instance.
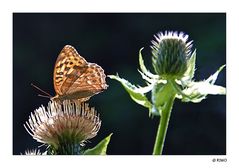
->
[151,31,193,79]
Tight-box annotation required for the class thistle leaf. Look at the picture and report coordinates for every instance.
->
[185,49,196,80]
[108,75,152,109]
[181,82,225,103]
[206,64,226,84]
[177,64,226,103]
[184,82,225,95]
[84,133,112,155]
[180,49,196,84]
[139,48,159,79]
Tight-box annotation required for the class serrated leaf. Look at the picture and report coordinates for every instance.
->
[181,81,226,103]
[139,48,159,79]
[206,64,226,84]
[138,69,154,84]
[178,64,226,103]
[181,94,206,103]
[187,49,196,79]
[108,75,152,108]
[184,82,226,95]
[84,134,112,155]
[182,49,196,81]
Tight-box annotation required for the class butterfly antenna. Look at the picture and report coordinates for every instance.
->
[37,94,52,98]
[31,83,53,98]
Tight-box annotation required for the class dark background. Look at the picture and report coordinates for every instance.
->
[13,13,226,155]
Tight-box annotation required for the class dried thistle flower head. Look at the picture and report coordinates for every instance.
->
[22,149,46,155]
[151,31,193,79]
[24,100,101,154]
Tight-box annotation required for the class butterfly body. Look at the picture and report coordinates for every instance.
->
[52,45,108,102]
[51,84,105,102]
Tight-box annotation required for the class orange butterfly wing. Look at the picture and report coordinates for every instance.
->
[53,45,107,102]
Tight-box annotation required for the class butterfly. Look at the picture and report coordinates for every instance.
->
[49,45,108,102]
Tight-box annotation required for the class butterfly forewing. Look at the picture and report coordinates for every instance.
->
[53,45,87,95]
[52,45,107,102]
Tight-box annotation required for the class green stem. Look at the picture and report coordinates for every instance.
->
[153,94,175,155]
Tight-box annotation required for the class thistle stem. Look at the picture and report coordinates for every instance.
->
[153,94,175,155]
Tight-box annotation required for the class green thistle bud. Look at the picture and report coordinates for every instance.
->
[151,31,193,79]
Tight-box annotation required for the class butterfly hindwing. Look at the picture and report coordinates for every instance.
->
[66,63,106,95]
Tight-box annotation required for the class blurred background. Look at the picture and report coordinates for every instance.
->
[13,13,226,155]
